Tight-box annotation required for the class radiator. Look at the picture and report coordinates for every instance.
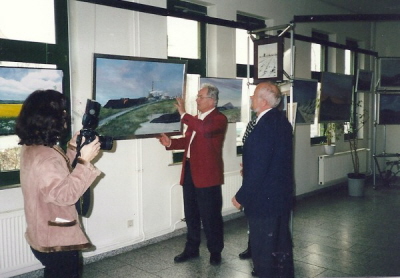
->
[222,171,242,213]
[318,148,369,185]
[0,210,38,278]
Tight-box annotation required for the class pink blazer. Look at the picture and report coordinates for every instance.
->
[167,109,228,188]
[20,145,101,252]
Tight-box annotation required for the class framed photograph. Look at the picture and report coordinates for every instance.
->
[378,57,400,90]
[319,72,354,123]
[253,36,284,84]
[356,69,373,92]
[0,66,63,136]
[200,77,243,123]
[280,79,318,124]
[379,93,400,125]
[93,54,187,140]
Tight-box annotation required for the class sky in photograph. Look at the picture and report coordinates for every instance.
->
[0,67,63,101]
[94,57,186,106]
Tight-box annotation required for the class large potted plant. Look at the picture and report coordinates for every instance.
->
[347,100,369,196]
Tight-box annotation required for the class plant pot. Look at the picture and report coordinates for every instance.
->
[347,173,366,197]
[324,144,336,155]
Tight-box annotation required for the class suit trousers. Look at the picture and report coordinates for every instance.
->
[248,210,294,278]
[182,161,224,254]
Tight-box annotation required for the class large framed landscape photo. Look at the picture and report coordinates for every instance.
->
[0,66,63,135]
[93,54,187,140]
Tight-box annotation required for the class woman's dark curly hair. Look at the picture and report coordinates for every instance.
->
[16,90,68,147]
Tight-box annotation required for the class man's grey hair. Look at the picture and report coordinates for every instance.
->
[258,82,282,108]
[201,83,219,106]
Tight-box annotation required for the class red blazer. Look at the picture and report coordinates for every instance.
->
[167,109,227,188]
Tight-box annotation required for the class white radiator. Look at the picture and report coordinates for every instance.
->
[318,148,369,185]
[222,171,242,213]
[0,210,38,278]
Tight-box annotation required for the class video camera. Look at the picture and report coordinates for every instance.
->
[77,99,113,151]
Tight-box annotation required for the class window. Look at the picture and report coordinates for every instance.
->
[0,0,55,44]
[167,17,199,59]
[344,39,359,138]
[0,0,69,187]
[167,0,207,163]
[310,31,328,143]
[236,14,265,78]
[167,0,206,77]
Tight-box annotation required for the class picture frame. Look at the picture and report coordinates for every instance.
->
[356,69,373,92]
[253,36,284,84]
[93,54,187,140]
[378,93,400,125]
[319,72,354,123]
[200,77,243,123]
[280,78,318,124]
[0,66,63,136]
[378,57,400,90]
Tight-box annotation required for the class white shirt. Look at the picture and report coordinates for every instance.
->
[186,108,215,158]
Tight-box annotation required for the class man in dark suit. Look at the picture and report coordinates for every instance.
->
[159,83,228,265]
[232,82,294,278]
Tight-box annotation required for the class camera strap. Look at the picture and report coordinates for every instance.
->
[53,144,91,217]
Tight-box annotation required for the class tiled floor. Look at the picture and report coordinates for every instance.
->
[17,179,400,277]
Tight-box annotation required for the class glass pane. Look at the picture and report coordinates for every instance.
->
[236,29,254,65]
[311,43,321,72]
[0,0,55,44]
[167,17,199,59]
[345,50,352,75]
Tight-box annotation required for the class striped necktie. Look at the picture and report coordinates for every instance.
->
[242,119,256,143]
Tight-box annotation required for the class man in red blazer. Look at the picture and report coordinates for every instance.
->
[159,83,227,265]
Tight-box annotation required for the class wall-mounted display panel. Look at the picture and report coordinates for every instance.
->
[319,72,354,123]
[379,93,400,125]
[280,79,318,124]
[379,57,400,90]
[356,69,373,92]
[93,54,187,140]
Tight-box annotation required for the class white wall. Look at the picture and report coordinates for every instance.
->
[1,0,399,276]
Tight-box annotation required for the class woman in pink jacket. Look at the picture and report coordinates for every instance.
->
[16,90,102,278]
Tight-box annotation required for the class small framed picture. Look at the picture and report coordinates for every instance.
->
[378,57,400,90]
[253,36,284,84]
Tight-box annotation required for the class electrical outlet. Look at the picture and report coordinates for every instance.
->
[127,220,134,228]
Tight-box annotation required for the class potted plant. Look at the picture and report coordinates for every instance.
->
[324,122,343,155]
[347,100,369,196]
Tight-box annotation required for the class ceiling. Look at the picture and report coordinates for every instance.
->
[318,0,400,14]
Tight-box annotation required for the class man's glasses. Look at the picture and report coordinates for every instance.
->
[196,95,213,99]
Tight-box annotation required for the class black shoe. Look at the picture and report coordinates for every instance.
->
[174,250,199,263]
[251,268,258,277]
[209,252,221,265]
[239,248,252,259]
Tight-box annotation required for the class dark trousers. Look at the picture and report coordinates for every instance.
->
[31,247,80,278]
[182,161,224,254]
[248,210,294,278]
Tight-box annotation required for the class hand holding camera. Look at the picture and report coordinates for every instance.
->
[79,136,101,162]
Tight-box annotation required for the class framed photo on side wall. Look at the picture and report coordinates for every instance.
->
[253,36,284,84]
[378,57,400,90]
